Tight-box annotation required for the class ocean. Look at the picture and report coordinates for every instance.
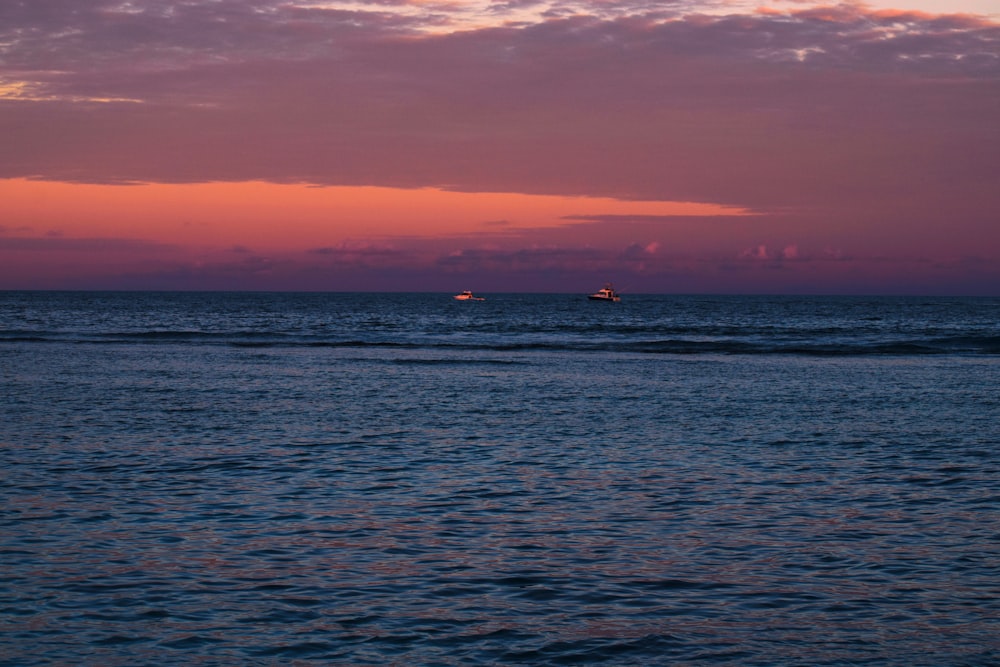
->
[1,291,998,666]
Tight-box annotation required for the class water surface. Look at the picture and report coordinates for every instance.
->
[2,292,998,665]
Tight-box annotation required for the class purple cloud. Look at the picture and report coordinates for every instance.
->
[3,2,996,205]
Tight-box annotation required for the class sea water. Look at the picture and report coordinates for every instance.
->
[1,292,998,665]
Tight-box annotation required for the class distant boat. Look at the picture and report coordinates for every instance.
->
[454,290,485,301]
[588,283,621,302]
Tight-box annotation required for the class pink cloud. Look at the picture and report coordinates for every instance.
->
[741,245,772,261]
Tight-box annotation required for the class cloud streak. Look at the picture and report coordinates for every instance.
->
[0,234,175,252]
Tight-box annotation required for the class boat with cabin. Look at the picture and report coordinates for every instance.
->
[454,290,485,301]
[588,283,621,302]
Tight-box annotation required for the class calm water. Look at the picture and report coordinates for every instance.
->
[2,292,998,666]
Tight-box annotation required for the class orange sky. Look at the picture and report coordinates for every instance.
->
[1,179,746,251]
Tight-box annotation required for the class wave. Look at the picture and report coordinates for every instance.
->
[3,329,998,356]
[628,337,1000,356]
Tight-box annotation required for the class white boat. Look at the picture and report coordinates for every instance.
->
[588,283,621,302]
[454,290,485,301]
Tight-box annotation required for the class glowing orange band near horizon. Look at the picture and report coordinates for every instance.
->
[1,179,748,251]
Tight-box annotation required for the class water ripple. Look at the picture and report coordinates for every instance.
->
[1,294,998,665]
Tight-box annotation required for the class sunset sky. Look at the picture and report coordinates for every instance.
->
[2,0,998,294]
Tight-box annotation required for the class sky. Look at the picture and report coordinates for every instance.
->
[1,0,998,294]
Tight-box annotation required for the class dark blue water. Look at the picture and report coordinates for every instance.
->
[2,292,998,666]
